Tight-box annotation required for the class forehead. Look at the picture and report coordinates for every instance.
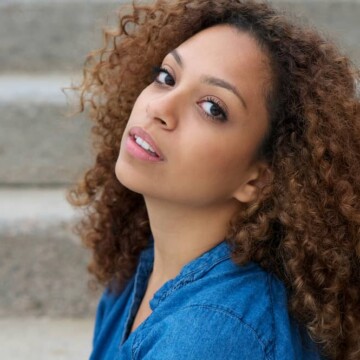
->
[176,24,269,76]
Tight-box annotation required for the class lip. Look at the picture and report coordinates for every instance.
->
[126,126,165,161]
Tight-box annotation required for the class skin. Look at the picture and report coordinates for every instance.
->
[116,25,271,302]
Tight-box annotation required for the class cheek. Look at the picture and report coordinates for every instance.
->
[184,140,251,184]
[126,87,150,121]
[127,99,144,123]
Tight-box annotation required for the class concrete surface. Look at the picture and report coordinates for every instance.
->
[0,317,94,360]
[0,75,93,185]
[0,188,100,317]
[0,1,124,73]
[0,0,359,73]
[0,75,78,104]
[0,187,75,225]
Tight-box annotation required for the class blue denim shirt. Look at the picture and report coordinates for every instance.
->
[90,238,324,359]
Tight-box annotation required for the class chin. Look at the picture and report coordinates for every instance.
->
[114,156,149,196]
[115,157,136,191]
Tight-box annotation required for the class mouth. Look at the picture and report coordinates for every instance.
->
[132,134,160,158]
[127,127,165,161]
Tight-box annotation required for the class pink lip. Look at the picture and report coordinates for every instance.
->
[126,126,165,162]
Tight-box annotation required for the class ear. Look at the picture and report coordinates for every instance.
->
[232,162,271,204]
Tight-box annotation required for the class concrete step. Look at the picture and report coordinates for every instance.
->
[0,317,94,360]
[0,0,122,74]
[0,188,100,317]
[0,75,92,185]
[0,0,359,73]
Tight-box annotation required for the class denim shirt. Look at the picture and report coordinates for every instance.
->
[90,238,323,360]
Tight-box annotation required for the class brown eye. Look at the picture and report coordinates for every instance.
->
[152,66,175,86]
[198,98,228,122]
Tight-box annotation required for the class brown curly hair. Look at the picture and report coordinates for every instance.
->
[67,0,360,358]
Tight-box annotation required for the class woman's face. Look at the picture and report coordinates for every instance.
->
[116,25,270,207]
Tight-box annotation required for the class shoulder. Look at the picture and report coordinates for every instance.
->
[135,261,283,360]
[194,260,284,357]
[185,260,285,342]
[92,279,134,344]
[140,259,320,360]
[136,302,269,360]
[95,282,128,317]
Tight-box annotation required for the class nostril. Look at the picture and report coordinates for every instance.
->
[155,117,167,125]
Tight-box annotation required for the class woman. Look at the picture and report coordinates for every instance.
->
[68,0,360,359]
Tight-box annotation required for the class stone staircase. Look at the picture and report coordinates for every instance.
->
[0,1,121,359]
[0,0,359,359]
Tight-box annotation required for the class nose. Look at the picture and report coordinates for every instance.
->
[146,91,181,130]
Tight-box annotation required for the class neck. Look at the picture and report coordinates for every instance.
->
[143,196,240,287]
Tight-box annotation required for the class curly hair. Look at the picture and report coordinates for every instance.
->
[67,0,360,358]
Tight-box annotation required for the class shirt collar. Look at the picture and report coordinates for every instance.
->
[138,235,232,310]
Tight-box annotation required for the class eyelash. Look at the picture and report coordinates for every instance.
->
[151,66,228,123]
[152,66,174,85]
[200,97,228,122]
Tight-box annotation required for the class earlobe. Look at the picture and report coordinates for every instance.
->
[232,164,271,204]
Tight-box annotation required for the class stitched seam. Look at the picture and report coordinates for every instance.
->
[135,303,270,360]
[157,254,231,303]
[182,253,231,279]
[267,274,276,360]
[132,330,142,360]
[185,304,270,360]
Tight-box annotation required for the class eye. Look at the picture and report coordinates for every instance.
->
[198,97,228,122]
[152,66,175,86]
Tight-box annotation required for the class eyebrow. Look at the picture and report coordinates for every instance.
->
[170,49,183,68]
[169,49,248,110]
